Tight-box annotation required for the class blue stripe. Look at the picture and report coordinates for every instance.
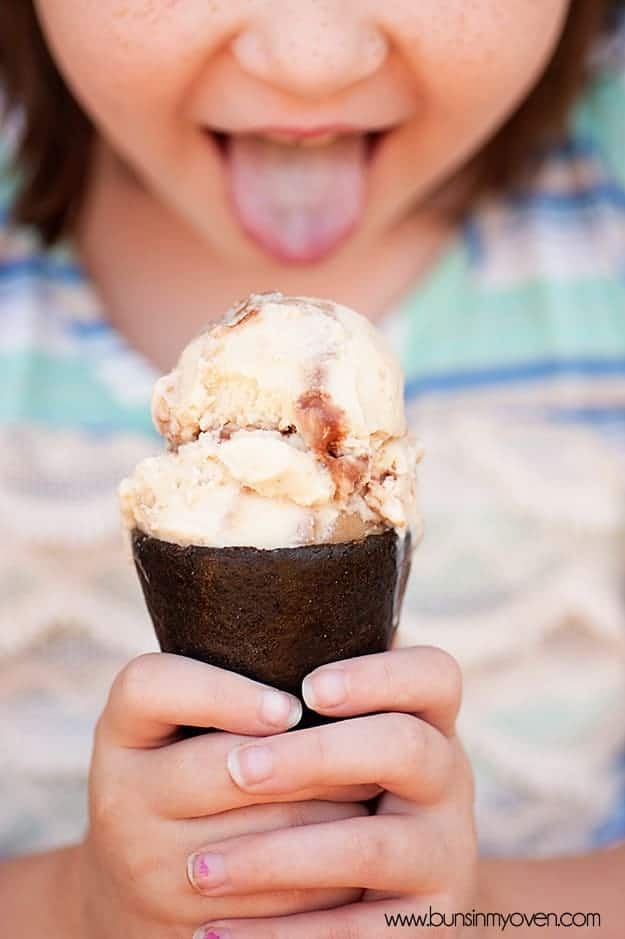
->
[462,176,625,262]
[547,407,625,443]
[462,218,483,265]
[67,319,112,339]
[0,256,84,284]
[591,751,625,848]
[506,183,625,214]
[542,137,598,161]
[0,280,111,338]
[0,299,111,341]
[74,421,159,439]
[547,406,625,425]
[405,358,625,398]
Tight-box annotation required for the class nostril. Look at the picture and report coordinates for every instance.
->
[366,132,385,160]
[211,131,229,155]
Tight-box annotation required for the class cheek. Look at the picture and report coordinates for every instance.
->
[386,0,570,127]
[33,1,235,141]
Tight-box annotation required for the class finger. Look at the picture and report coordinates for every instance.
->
[183,797,370,848]
[187,814,442,896]
[100,653,302,748]
[194,896,450,939]
[169,802,369,919]
[302,645,462,736]
[191,886,361,927]
[143,730,380,816]
[226,713,453,803]
[109,800,367,927]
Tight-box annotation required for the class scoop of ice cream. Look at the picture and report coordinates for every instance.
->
[121,293,422,549]
[152,292,405,449]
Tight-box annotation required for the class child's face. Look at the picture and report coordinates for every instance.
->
[36,0,569,265]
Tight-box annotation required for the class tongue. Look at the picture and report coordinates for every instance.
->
[227,134,368,262]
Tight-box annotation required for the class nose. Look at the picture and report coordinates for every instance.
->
[231,1,388,99]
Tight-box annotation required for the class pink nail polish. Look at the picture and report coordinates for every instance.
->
[193,928,232,939]
[188,853,227,890]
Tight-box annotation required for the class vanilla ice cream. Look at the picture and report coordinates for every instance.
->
[120,292,422,549]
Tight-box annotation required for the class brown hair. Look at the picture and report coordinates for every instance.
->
[0,1,622,246]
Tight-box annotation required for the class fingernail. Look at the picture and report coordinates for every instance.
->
[259,689,302,728]
[187,852,227,891]
[228,743,274,787]
[302,667,348,709]
[193,928,232,939]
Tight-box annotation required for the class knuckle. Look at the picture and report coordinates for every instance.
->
[393,712,425,764]
[198,669,229,716]
[285,801,318,828]
[345,824,369,870]
[310,726,330,773]
[89,763,142,839]
[120,845,171,916]
[350,821,389,878]
[111,653,160,712]
[379,654,395,699]
[112,817,165,885]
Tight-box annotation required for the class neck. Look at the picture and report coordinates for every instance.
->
[75,142,452,372]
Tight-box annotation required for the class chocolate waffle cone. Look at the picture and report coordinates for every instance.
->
[132,527,411,729]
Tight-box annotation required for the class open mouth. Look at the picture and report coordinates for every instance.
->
[207,129,387,264]
[211,129,385,156]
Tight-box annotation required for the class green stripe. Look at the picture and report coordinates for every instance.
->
[400,241,625,376]
[574,68,625,187]
[0,349,155,436]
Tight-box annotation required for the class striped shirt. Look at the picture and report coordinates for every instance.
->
[1,29,625,857]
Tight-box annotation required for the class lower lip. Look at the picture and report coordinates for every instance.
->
[206,131,386,265]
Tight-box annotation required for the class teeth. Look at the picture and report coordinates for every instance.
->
[261,132,299,145]
[260,132,341,148]
[298,134,340,148]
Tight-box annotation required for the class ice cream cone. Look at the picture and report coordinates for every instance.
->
[132,527,412,728]
[122,293,423,732]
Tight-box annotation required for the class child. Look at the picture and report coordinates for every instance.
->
[1,1,624,936]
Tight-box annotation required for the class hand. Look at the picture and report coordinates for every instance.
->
[76,653,378,939]
[190,646,477,939]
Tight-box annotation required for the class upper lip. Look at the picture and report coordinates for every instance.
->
[206,122,398,140]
